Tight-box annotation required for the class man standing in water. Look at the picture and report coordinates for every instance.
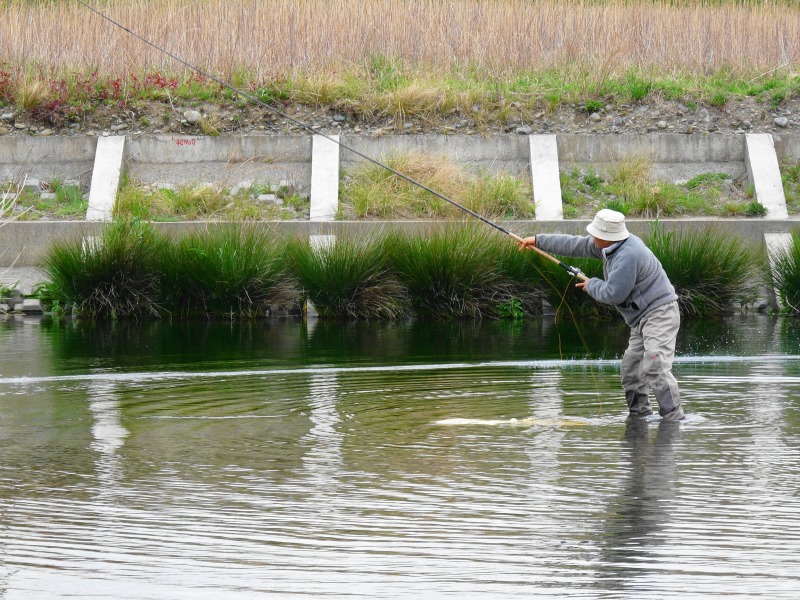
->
[518,209,685,422]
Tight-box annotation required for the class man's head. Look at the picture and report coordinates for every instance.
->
[586,209,629,248]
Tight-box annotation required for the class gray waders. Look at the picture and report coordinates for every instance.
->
[620,301,684,421]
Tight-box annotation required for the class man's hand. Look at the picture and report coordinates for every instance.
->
[575,280,589,293]
[517,236,536,251]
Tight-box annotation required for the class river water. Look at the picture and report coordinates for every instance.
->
[1,315,799,599]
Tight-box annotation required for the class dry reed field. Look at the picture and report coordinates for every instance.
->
[3,0,799,80]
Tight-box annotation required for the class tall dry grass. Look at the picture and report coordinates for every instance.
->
[3,0,799,81]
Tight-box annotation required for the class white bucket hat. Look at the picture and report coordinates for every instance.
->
[586,209,630,242]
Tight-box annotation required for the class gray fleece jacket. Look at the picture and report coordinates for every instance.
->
[535,233,678,326]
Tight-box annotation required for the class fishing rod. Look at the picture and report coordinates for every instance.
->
[73,0,587,282]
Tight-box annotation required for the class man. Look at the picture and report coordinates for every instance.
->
[518,209,685,422]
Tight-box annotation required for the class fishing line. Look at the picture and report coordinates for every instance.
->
[73,0,586,280]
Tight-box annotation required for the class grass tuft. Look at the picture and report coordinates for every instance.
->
[646,224,761,318]
[385,226,526,319]
[14,77,50,112]
[166,224,299,318]
[42,220,168,319]
[287,233,408,320]
[767,229,800,316]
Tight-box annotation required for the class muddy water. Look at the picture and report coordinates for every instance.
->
[0,316,799,599]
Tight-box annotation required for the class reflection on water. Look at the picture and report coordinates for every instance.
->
[598,419,682,593]
[0,315,799,598]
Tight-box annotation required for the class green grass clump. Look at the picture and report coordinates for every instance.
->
[767,229,800,316]
[385,226,530,319]
[42,220,168,319]
[782,162,800,214]
[288,233,407,319]
[340,151,532,220]
[645,225,761,318]
[166,225,299,318]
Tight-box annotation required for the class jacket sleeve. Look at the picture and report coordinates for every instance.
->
[535,234,602,259]
[585,253,637,305]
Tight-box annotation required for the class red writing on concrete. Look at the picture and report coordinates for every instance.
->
[171,137,197,146]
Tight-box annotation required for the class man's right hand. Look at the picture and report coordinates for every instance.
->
[517,236,536,251]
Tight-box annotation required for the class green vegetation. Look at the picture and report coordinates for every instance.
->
[560,162,764,218]
[114,176,308,222]
[3,0,800,133]
[385,226,543,319]
[767,229,800,316]
[646,224,760,317]
[164,225,298,318]
[1,179,88,220]
[42,220,168,319]
[39,221,768,321]
[523,254,614,321]
[782,161,800,214]
[288,234,407,319]
[340,152,532,220]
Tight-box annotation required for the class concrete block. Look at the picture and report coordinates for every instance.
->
[229,181,253,196]
[87,135,126,221]
[256,194,282,205]
[22,178,41,194]
[529,135,563,220]
[19,298,43,313]
[745,134,788,219]
[310,135,340,221]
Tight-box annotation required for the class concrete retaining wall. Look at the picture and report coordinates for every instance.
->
[125,135,313,190]
[0,136,98,186]
[339,134,531,177]
[3,132,800,270]
[557,134,748,181]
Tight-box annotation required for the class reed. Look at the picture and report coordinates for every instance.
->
[287,233,408,320]
[4,1,797,78]
[42,219,169,319]
[165,224,299,318]
[767,229,800,315]
[645,224,761,317]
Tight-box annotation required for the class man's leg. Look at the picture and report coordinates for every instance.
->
[639,301,683,421]
[621,328,652,416]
